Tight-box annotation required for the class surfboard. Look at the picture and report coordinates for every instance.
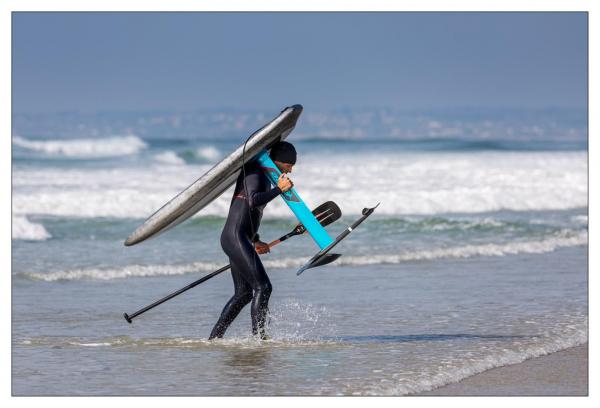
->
[124,105,304,246]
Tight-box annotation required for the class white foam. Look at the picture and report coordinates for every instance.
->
[196,146,221,161]
[12,151,587,218]
[339,230,588,265]
[75,342,113,347]
[153,151,185,165]
[12,215,51,241]
[294,150,588,216]
[21,261,224,281]
[20,335,338,349]
[571,215,588,225]
[20,230,586,281]
[12,164,216,218]
[385,321,588,396]
[13,135,147,158]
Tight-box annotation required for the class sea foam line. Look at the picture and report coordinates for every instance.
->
[12,151,587,218]
[390,320,588,396]
[18,335,340,349]
[20,261,225,282]
[13,135,147,158]
[340,230,588,265]
[19,231,587,282]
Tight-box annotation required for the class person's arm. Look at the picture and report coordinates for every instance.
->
[244,171,287,208]
[246,173,281,208]
[249,186,282,208]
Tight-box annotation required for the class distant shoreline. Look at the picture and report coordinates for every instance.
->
[417,343,588,396]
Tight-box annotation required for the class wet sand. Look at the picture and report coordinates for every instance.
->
[419,343,588,396]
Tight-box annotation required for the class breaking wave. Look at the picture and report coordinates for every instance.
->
[11,151,587,218]
[12,215,51,241]
[153,150,186,165]
[13,135,147,158]
[19,230,586,281]
[195,146,221,161]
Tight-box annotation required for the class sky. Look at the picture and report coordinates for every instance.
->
[12,12,588,113]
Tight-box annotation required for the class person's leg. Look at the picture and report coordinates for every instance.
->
[208,262,252,340]
[219,230,273,340]
[250,271,272,339]
[235,240,272,339]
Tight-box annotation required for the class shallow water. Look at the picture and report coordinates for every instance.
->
[12,246,586,395]
[12,110,588,395]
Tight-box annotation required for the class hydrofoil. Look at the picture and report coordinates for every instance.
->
[256,150,378,275]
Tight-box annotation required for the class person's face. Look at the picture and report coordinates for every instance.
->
[274,160,294,174]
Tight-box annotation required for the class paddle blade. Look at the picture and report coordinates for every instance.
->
[294,201,342,234]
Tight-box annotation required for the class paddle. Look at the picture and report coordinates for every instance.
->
[123,201,341,323]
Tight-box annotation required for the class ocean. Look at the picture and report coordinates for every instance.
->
[11,108,588,395]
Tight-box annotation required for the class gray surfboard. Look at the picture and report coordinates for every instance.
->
[124,104,303,246]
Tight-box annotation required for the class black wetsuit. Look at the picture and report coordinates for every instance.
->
[209,162,282,339]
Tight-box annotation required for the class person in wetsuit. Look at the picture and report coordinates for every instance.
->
[209,141,297,340]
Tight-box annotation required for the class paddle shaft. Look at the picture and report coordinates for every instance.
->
[123,201,341,323]
[123,236,289,323]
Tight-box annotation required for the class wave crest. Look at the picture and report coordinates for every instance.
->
[12,216,51,241]
[18,231,587,281]
[13,135,147,158]
[196,146,221,161]
[12,151,587,218]
[153,151,185,165]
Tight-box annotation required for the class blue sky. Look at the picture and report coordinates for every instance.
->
[12,12,587,113]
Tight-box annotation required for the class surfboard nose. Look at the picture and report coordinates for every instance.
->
[272,105,303,145]
[287,104,303,119]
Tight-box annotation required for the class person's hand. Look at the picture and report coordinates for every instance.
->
[254,240,271,254]
[277,173,294,193]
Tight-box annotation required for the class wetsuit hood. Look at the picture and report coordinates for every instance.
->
[269,141,296,165]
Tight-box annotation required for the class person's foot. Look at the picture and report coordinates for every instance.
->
[253,331,270,341]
